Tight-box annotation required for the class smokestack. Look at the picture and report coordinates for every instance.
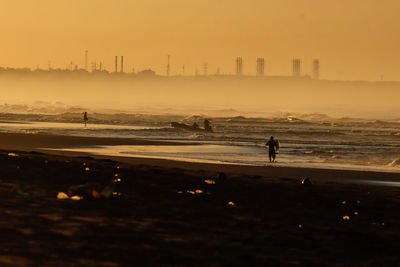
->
[313,59,320,79]
[236,57,243,75]
[85,50,88,71]
[256,58,265,76]
[292,59,301,77]
[115,56,118,73]
[167,55,170,77]
[121,56,124,73]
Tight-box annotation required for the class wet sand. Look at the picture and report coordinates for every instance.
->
[0,132,400,266]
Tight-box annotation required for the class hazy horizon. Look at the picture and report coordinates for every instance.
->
[0,76,399,119]
[1,0,399,81]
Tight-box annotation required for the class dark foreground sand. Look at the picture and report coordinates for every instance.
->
[0,133,400,266]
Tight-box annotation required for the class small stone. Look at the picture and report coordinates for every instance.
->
[301,178,312,186]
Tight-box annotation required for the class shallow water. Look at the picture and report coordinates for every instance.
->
[2,115,400,173]
[48,143,400,174]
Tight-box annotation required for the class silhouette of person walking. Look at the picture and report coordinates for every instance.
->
[266,136,279,162]
[83,112,88,128]
[204,119,213,132]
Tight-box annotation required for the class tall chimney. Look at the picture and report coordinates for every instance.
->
[85,50,88,71]
[121,56,124,73]
[115,56,118,73]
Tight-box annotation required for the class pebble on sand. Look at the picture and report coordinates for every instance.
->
[204,179,216,185]
[57,192,69,200]
[301,178,312,186]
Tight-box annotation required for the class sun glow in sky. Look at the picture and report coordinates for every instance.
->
[0,0,399,80]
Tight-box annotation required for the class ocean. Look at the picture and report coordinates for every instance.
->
[1,112,400,173]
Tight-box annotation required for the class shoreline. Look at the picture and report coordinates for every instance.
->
[0,132,399,186]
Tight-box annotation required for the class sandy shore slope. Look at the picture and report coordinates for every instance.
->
[0,132,399,266]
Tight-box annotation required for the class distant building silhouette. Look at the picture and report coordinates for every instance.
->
[313,59,320,79]
[236,57,243,76]
[121,56,124,73]
[115,56,118,73]
[256,58,265,76]
[292,59,301,77]
[138,69,156,77]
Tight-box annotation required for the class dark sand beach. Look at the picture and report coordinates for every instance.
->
[0,133,400,266]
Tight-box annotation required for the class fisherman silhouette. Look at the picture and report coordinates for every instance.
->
[265,136,279,162]
[204,119,213,132]
[83,112,88,128]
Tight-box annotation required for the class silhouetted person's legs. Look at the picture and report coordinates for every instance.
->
[269,150,276,162]
[83,112,88,128]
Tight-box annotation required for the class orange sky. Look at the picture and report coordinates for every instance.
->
[0,0,399,80]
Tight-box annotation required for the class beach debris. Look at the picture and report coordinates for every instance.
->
[342,215,350,220]
[57,192,83,201]
[70,195,83,201]
[68,183,101,198]
[204,179,216,185]
[218,172,227,180]
[57,192,70,200]
[228,201,235,206]
[301,178,312,186]
[7,153,18,157]
[186,189,204,195]
[57,192,69,199]
[63,180,118,200]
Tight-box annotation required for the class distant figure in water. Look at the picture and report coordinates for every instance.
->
[204,119,213,132]
[265,136,279,162]
[83,112,88,128]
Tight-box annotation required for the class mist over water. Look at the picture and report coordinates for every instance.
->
[0,75,399,171]
[1,75,400,118]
